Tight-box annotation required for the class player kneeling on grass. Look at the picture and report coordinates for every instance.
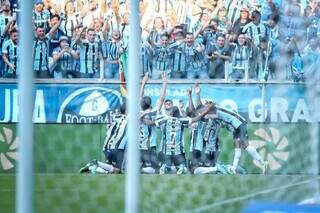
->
[186,88,224,174]
[79,100,127,174]
[194,83,268,174]
[156,102,214,174]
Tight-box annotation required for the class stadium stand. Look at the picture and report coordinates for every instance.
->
[0,0,318,81]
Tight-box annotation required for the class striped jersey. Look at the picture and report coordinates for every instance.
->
[201,118,222,153]
[243,22,269,46]
[33,10,50,32]
[52,47,74,71]
[174,2,192,29]
[231,45,251,69]
[201,119,221,141]
[71,41,81,72]
[61,13,82,38]
[202,28,217,48]
[185,43,205,70]
[0,14,12,54]
[190,117,222,154]
[33,35,51,71]
[139,109,158,150]
[2,39,18,74]
[216,106,246,132]
[155,115,191,155]
[189,121,205,152]
[172,41,187,72]
[103,113,127,151]
[141,42,151,74]
[224,0,247,24]
[0,14,11,34]
[148,30,163,45]
[102,39,125,61]
[152,43,175,71]
[79,40,101,74]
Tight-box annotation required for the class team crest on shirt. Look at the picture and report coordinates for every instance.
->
[57,87,122,123]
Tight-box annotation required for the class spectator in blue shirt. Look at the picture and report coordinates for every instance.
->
[48,14,65,56]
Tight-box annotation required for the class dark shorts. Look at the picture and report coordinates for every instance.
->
[164,154,186,167]
[103,149,125,170]
[157,151,165,164]
[233,124,248,143]
[188,150,218,172]
[141,147,160,169]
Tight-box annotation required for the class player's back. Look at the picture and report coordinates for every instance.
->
[216,106,246,130]
[104,113,127,151]
[139,109,158,150]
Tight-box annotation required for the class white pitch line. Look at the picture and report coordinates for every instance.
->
[181,176,320,213]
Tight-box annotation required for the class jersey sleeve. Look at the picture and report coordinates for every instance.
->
[2,40,9,54]
[155,114,167,127]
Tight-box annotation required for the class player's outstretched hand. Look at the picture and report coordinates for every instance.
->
[142,73,149,84]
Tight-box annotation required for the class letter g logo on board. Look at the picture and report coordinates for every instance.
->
[57,87,122,123]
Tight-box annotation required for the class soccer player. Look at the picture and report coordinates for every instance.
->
[2,28,18,78]
[194,83,268,174]
[156,99,214,174]
[139,73,167,174]
[80,100,127,174]
[186,87,226,174]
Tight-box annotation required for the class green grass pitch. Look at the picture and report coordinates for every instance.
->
[1,174,319,213]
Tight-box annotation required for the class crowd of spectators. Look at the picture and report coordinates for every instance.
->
[0,0,319,81]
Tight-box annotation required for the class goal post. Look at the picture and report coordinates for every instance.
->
[126,0,141,213]
[16,0,35,213]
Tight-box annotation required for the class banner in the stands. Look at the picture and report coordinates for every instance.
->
[0,83,315,123]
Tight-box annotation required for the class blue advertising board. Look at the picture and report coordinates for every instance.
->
[0,83,315,123]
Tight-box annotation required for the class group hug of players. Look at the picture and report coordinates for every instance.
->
[80,74,269,175]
